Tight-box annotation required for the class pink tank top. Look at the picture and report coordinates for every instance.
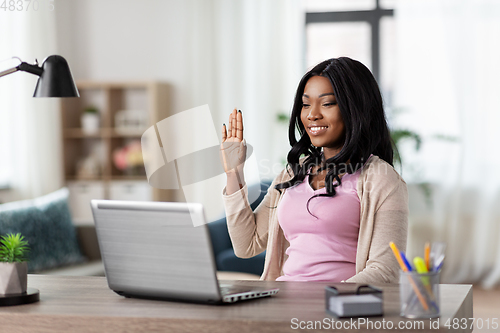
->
[276,168,361,282]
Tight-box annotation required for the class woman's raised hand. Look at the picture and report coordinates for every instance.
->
[220,109,246,176]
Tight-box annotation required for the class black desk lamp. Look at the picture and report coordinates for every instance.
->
[0,55,79,97]
[0,55,78,307]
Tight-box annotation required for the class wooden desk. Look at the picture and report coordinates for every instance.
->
[0,275,472,333]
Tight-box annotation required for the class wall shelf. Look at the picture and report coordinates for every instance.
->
[61,81,175,224]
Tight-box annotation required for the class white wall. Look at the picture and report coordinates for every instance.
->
[55,0,300,169]
[56,0,197,113]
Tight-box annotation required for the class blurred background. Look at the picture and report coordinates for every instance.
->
[1,0,500,290]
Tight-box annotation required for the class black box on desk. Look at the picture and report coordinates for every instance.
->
[325,284,383,318]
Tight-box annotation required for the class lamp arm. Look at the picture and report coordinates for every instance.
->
[17,62,44,76]
[0,66,19,78]
[0,61,43,79]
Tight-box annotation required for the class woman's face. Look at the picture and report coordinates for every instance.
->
[300,75,345,157]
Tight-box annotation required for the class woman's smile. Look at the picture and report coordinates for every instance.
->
[306,125,328,136]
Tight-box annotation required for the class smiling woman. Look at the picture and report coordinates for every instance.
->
[220,57,408,284]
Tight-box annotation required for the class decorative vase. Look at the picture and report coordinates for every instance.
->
[0,262,28,295]
[81,113,100,134]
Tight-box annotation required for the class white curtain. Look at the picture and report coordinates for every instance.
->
[183,0,303,220]
[189,0,303,173]
[0,9,63,200]
[394,0,500,287]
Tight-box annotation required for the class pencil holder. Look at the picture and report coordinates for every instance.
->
[399,270,440,318]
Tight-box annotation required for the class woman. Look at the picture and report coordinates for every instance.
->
[220,57,408,283]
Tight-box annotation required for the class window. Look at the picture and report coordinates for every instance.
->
[0,110,12,189]
[0,58,15,189]
[305,0,395,106]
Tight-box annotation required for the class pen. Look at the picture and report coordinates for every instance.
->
[389,242,406,271]
[400,251,413,271]
[389,242,429,311]
[430,242,446,272]
[435,261,444,272]
[424,242,431,271]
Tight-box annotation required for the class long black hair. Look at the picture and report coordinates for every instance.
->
[275,57,393,210]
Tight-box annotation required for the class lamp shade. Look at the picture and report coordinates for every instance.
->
[33,55,79,97]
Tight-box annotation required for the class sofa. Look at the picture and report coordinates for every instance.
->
[0,181,272,277]
[0,188,104,276]
[37,224,104,276]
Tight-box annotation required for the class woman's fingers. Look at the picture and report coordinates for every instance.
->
[228,111,233,138]
[236,110,243,141]
[221,123,227,142]
[231,109,237,138]
[224,108,243,142]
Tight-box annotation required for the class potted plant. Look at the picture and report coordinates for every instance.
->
[0,233,29,294]
[81,106,100,134]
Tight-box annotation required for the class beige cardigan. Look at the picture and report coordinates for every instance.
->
[222,155,408,283]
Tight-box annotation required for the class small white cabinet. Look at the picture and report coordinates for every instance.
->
[109,181,152,202]
[67,181,105,225]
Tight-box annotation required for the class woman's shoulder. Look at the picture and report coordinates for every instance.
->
[276,164,295,183]
[273,156,308,183]
[361,155,406,187]
[358,155,408,211]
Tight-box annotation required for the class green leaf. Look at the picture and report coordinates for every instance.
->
[391,129,422,167]
[391,129,422,151]
[0,233,30,263]
[276,113,290,123]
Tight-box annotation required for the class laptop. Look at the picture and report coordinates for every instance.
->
[90,200,279,304]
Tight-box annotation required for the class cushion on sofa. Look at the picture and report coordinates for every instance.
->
[0,188,85,272]
[216,249,266,276]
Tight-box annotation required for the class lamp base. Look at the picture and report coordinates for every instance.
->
[0,288,40,306]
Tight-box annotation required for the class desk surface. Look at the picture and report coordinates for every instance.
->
[0,275,472,333]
